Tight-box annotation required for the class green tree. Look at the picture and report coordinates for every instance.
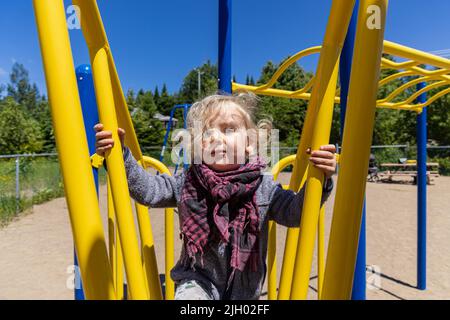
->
[179,61,218,103]
[255,58,313,148]
[157,84,175,116]
[131,90,165,151]
[0,97,44,154]
[153,86,160,106]
[31,98,55,152]
[126,89,136,113]
[7,63,40,111]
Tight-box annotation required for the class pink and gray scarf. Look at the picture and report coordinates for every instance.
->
[179,158,266,286]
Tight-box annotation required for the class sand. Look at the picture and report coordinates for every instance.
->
[0,173,449,300]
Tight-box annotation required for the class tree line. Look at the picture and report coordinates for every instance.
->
[1,58,449,158]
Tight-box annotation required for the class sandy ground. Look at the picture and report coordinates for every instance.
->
[0,173,449,300]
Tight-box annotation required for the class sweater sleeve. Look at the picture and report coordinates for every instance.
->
[117,147,184,208]
[267,177,334,228]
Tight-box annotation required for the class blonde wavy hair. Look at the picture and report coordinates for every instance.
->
[181,91,273,163]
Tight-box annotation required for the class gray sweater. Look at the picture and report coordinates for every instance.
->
[122,147,333,300]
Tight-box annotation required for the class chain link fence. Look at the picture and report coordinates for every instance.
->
[1,144,448,225]
[0,153,64,225]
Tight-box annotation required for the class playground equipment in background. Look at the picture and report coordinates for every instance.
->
[159,104,191,174]
[231,0,446,298]
[33,0,450,300]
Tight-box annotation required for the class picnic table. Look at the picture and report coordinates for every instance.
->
[379,162,440,185]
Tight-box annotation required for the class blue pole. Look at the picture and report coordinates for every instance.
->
[339,1,366,300]
[182,104,189,172]
[416,82,427,290]
[218,0,232,93]
[75,64,100,300]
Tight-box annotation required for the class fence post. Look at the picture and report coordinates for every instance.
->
[15,156,20,213]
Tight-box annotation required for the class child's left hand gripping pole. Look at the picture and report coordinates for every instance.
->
[91,47,149,300]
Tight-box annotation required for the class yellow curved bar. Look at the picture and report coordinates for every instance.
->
[74,0,166,300]
[33,0,116,300]
[384,40,450,70]
[233,38,450,114]
[322,0,388,300]
[292,77,315,96]
[72,0,142,159]
[380,87,450,112]
[257,47,321,90]
[379,78,446,105]
[380,58,419,70]
[386,80,449,108]
[317,205,325,299]
[279,0,356,300]
[92,47,148,299]
[134,202,163,300]
[107,177,124,299]
[290,59,339,300]
[268,155,296,300]
[142,156,176,300]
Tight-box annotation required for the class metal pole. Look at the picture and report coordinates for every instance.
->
[197,69,203,99]
[15,156,20,213]
[33,0,115,299]
[74,64,100,300]
[322,0,388,299]
[218,0,232,93]
[339,0,367,300]
[416,82,427,290]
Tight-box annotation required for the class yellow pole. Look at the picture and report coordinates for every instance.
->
[108,177,124,299]
[135,202,163,300]
[91,47,148,299]
[165,208,175,300]
[74,1,163,299]
[115,219,125,299]
[269,155,296,300]
[278,0,356,300]
[317,205,325,298]
[267,220,277,300]
[107,177,116,292]
[290,60,339,300]
[140,156,175,300]
[72,0,144,160]
[33,0,116,300]
[322,0,388,300]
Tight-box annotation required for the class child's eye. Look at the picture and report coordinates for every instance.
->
[224,127,236,135]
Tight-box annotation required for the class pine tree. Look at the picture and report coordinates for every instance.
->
[7,63,40,111]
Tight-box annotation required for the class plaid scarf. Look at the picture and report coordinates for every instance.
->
[179,157,266,287]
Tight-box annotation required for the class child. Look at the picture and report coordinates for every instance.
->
[94,92,336,300]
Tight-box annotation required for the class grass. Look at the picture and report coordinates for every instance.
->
[0,156,64,226]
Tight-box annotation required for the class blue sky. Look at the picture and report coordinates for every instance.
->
[1,0,450,96]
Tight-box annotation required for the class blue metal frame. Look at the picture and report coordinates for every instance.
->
[339,0,366,300]
[219,0,232,93]
[159,104,191,173]
[416,82,427,290]
[75,64,100,300]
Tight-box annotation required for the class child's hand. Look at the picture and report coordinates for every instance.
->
[94,123,126,157]
[307,144,337,179]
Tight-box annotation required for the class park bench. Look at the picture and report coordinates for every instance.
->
[378,162,440,185]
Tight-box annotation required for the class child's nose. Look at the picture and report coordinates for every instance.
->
[210,130,223,143]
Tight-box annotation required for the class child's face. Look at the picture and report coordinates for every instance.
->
[201,102,253,172]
